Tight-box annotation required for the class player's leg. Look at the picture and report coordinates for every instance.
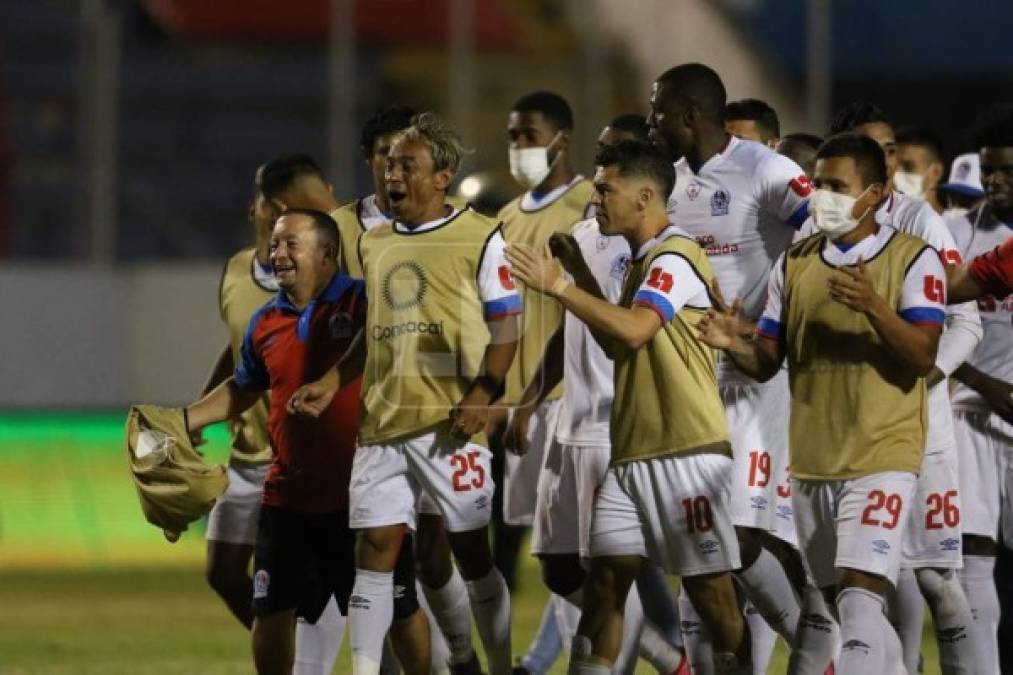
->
[253,610,298,675]
[954,411,1002,674]
[517,596,566,674]
[205,463,268,628]
[724,380,802,654]
[416,510,481,673]
[789,479,841,675]
[889,567,923,674]
[410,430,510,675]
[294,599,345,675]
[569,554,642,673]
[833,472,918,675]
[347,442,418,675]
[388,533,433,675]
[681,572,750,674]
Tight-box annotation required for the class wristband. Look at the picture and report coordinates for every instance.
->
[550,277,571,297]
[471,374,505,401]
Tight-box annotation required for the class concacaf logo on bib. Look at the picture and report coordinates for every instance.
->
[382,261,428,310]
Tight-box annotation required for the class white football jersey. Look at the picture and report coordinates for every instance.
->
[873,191,982,454]
[948,205,1013,413]
[555,218,630,446]
[667,136,810,385]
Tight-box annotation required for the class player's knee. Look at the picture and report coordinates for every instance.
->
[838,567,889,596]
[414,519,453,587]
[539,555,585,596]
[915,567,964,614]
[205,544,247,594]
[355,526,403,572]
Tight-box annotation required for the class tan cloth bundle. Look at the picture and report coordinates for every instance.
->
[124,404,229,542]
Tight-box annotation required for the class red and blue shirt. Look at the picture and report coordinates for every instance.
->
[234,272,366,513]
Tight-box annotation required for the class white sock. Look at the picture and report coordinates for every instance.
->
[421,567,476,665]
[639,620,684,673]
[465,568,512,675]
[614,585,645,675]
[349,569,394,675]
[679,585,714,675]
[294,596,346,675]
[568,635,611,675]
[891,567,924,675]
[736,548,801,643]
[788,585,839,675]
[960,555,1000,675]
[744,600,777,675]
[417,585,452,674]
[554,593,581,652]
[836,587,901,675]
[917,567,977,675]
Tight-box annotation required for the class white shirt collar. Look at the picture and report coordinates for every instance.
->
[520,175,583,211]
[820,225,895,267]
[673,135,739,176]
[632,224,687,261]
[253,255,279,291]
[359,193,391,230]
[393,207,462,234]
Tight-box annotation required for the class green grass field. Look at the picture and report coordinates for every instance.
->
[0,414,942,673]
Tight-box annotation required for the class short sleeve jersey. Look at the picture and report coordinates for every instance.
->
[947,206,1013,412]
[234,273,367,513]
[555,219,630,447]
[667,136,811,386]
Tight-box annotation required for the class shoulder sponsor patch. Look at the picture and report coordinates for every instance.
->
[790,175,813,196]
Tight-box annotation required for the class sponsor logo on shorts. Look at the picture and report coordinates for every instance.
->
[776,504,793,520]
[872,539,890,555]
[474,495,489,511]
[698,539,720,554]
[799,613,834,633]
[349,594,371,610]
[253,570,270,599]
[750,496,768,510]
[841,639,871,655]
[941,537,960,551]
[937,626,968,644]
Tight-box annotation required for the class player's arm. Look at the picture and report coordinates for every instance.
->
[828,253,942,376]
[758,152,813,229]
[186,377,264,434]
[952,363,1013,424]
[506,242,660,358]
[948,238,1013,304]
[697,300,785,382]
[450,232,522,438]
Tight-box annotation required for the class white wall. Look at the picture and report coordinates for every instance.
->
[0,264,227,408]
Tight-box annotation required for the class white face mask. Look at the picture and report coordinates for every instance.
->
[508,134,561,190]
[810,188,871,240]
[893,171,926,200]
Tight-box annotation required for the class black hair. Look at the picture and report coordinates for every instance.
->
[895,126,945,164]
[723,98,780,140]
[780,132,823,151]
[276,208,339,250]
[816,133,888,187]
[829,102,892,136]
[655,63,727,122]
[258,154,324,200]
[360,105,418,158]
[608,113,650,141]
[594,139,675,200]
[969,104,1013,150]
[512,91,574,131]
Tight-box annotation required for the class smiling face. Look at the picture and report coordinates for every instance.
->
[269,213,333,294]
[384,137,451,223]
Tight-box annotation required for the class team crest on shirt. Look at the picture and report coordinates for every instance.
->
[609,253,631,279]
[253,570,270,599]
[710,188,730,216]
[596,236,609,251]
[686,181,702,200]
[382,261,428,310]
[328,312,355,339]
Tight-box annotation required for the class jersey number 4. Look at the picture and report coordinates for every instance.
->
[861,489,903,529]
[646,267,674,293]
[451,451,485,492]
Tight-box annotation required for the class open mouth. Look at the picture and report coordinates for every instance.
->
[273,264,295,276]
[387,189,407,205]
